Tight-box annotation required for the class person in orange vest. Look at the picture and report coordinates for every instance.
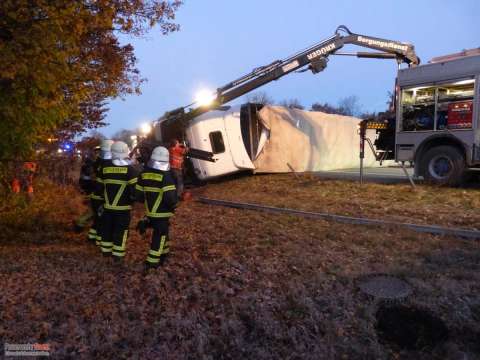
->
[11,162,22,194]
[22,161,37,196]
[168,139,187,200]
[11,178,21,193]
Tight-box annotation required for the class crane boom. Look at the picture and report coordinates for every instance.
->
[154,25,419,145]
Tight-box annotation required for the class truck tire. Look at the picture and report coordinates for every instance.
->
[420,145,465,186]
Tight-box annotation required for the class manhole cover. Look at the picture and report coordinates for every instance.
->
[357,274,412,300]
[376,304,449,350]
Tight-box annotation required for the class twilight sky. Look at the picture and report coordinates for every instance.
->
[101,0,480,136]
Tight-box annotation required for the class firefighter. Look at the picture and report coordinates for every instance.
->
[136,146,177,270]
[90,139,114,246]
[168,139,187,200]
[99,141,137,262]
[78,150,96,194]
[75,150,97,233]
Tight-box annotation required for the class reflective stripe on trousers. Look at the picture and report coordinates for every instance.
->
[88,228,97,240]
[101,241,113,254]
[112,230,128,257]
[146,218,170,264]
[99,210,131,257]
[146,235,169,264]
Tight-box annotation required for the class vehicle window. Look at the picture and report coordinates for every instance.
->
[209,131,225,154]
[400,78,475,132]
[436,79,475,130]
[401,86,436,131]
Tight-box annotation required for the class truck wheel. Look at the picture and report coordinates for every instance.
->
[420,145,465,186]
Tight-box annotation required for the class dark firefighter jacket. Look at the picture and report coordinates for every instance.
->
[97,163,138,211]
[135,167,177,218]
[91,159,113,201]
[79,158,96,195]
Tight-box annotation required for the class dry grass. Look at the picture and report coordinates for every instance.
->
[0,175,479,359]
[199,173,480,228]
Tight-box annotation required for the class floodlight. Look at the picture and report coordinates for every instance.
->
[195,89,216,107]
[140,123,152,135]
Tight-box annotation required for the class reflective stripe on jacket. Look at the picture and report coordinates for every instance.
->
[135,167,177,217]
[101,165,138,211]
[92,159,113,201]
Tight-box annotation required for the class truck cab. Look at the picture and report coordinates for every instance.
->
[393,51,480,185]
[185,104,266,180]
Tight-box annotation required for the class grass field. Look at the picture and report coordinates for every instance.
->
[0,175,479,359]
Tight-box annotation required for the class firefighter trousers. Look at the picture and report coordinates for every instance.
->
[88,199,103,244]
[100,210,131,258]
[75,207,93,229]
[146,218,170,266]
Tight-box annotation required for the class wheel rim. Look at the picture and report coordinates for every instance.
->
[428,155,453,180]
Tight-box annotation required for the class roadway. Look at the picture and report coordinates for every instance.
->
[315,166,416,184]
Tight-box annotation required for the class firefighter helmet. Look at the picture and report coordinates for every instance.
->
[150,146,169,163]
[111,141,129,160]
[100,139,114,152]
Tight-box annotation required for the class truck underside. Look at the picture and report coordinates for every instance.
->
[240,104,265,162]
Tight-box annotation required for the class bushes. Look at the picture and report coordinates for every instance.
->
[0,177,84,244]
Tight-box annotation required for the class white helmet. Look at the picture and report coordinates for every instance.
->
[100,139,114,152]
[111,141,129,160]
[151,146,169,162]
[149,146,170,170]
[100,139,114,160]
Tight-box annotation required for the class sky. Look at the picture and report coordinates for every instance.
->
[101,0,480,136]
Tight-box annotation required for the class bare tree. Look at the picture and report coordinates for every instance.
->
[112,129,136,148]
[337,95,362,117]
[279,98,305,110]
[88,130,106,141]
[310,102,346,115]
[246,91,274,105]
[360,111,377,120]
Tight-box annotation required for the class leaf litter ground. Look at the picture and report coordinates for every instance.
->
[0,174,479,359]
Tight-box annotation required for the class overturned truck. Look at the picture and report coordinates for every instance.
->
[184,104,381,180]
[146,25,440,181]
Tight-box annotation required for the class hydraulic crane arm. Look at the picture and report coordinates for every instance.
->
[156,25,419,142]
[216,25,418,103]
